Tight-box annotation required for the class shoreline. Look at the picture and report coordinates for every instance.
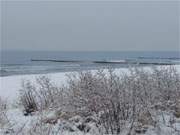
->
[1,63,180,77]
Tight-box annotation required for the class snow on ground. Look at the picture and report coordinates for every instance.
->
[0,65,180,103]
[0,65,180,135]
[0,67,129,103]
[0,72,68,103]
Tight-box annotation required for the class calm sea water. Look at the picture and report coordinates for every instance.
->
[0,51,179,76]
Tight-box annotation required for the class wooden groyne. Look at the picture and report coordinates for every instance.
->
[31,59,177,65]
[31,59,82,63]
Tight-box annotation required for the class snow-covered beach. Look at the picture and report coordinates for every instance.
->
[0,72,68,103]
[1,65,180,135]
[1,65,180,102]
[0,66,135,102]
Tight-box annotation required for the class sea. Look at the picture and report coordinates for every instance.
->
[0,51,180,77]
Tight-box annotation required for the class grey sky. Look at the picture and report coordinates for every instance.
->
[1,1,179,51]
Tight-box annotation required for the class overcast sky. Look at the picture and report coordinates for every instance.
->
[1,1,179,51]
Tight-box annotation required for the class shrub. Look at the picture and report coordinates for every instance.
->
[65,67,180,134]
[20,76,64,115]
[20,80,38,115]
[0,97,8,129]
[19,66,180,134]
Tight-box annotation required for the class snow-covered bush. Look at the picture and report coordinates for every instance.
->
[19,66,180,134]
[20,76,65,115]
[65,67,180,134]
[151,67,180,107]
[20,80,38,115]
[0,97,9,130]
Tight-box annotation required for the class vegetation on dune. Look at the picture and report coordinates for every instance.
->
[1,66,180,134]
